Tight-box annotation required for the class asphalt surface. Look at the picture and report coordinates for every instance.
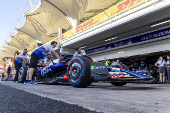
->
[0,83,98,113]
[0,81,170,113]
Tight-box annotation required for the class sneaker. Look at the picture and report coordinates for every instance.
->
[14,81,19,83]
[27,81,37,85]
[24,81,28,84]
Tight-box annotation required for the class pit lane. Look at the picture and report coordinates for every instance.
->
[0,81,170,113]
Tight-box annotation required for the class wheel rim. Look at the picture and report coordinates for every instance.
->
[68,60,82,83]
[18,68,23,82]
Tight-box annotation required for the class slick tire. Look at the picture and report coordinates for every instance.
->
[67,56,92,88]
[110,82,127,86]
[18,66,28,83]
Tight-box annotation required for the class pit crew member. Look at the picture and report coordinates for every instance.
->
[25,41,61,84]
[14,49,28,82]
[44,56,51,65]
[73,47,86,57]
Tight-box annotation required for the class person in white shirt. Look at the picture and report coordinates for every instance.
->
[166,55,170,83]
[14,49,28,82]
[155,56,166,84]
[44,56,51,65]
[127,38,132,45]
[73,47,86,58]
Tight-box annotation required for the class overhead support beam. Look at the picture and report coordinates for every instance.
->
[30,0,34,8]
[45,0,66,16]
[16,20,20,29]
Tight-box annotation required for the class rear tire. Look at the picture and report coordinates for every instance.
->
[110,82,127,86]
[18,67,28,83]
[67,56,92,88]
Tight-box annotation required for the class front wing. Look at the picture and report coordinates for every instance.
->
[91,62,153,82]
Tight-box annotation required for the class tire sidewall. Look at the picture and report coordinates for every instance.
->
[18,67,27,83]
[67,57,87,86]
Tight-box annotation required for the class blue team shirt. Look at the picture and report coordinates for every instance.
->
[34,44,54,59]
[15,53,27,65]
[140,63,146,69]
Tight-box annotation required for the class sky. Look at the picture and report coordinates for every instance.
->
[0,0,40,49]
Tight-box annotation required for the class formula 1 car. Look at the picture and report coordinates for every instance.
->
[18,55,153,87]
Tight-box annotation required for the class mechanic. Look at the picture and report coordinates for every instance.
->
[73,47,86,57]
[133,62,139,72]
[25,41,61,84]
[116,59,122,63]
[129,64,134,71]
[6,65,11,81]
[111,61,115,65]
[44,56,51,65]
[14,49,28,82]
[139,61,147,69]
[127,38,132,45]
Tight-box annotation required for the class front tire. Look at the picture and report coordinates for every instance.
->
[110,82,127,86]
[18,67,28,83]
[67,56,92,88]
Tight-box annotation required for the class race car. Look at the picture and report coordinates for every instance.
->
[18,55,153,87]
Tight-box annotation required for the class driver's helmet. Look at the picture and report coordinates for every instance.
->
[105,61,110,66]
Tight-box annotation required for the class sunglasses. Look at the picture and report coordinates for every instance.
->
[24,49,27,50]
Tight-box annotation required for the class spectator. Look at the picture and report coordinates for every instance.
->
[73,47,86,57]
[166,55,170,84]
[139,61,147,69]
[155,56,166,84]
[133,62,138,72]
[6,65,11,81]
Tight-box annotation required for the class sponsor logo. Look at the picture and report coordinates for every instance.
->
[41,66,52,76]
[54,34,67,42]
[91,66,105,70]
[63,75,67,79]
[110,73,125,78]
[91,66,94,70]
